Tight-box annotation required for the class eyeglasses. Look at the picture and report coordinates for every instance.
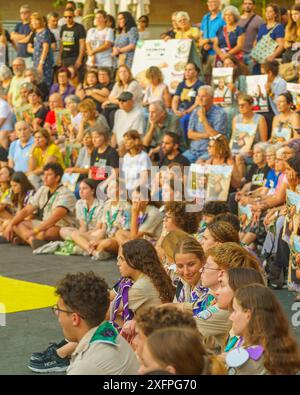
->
[51,305,85,319]
[200,265,221,272]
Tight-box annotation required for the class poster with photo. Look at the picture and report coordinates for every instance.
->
[187,164,232,202]
[282,189,300,242]
[287,83,300,112]
[62,173,80,192]
[188,163,206,199]
[64,143,81,168]
[238,204,253,229]
[132,39,197,93]
[271,125,292,143]
[230,122,257,155]
[15,104,34,123]
[212,67,233,106]
[246,75,268,112]
[206,165,232,202]
[55,109,71,136]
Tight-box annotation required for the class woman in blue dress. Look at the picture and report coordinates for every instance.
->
[28,13,54,88]
[213,5,245,67]
[112,11,139,69]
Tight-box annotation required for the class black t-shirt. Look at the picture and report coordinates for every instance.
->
[37,82,50,102]
[90,146,119,181]
[60,23,86,60]
[0,146,8,162]
[159,153,191,168]
[34,106,49,126]
[246,164,270,190]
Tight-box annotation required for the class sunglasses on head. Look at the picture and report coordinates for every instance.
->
[209,134,222,141]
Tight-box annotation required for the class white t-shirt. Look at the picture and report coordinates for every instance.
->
[71,112,83,133]
[0,99,13,131]
[86,27,114,67]
[122,151,151,191]
[113,108,145,146]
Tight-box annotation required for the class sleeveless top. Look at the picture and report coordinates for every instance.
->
[235,112,262,146]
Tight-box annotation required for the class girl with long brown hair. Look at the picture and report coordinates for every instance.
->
[110,239,175,328]
[283,5,300,63]
[139,327,227,375]
[227,284,300,374]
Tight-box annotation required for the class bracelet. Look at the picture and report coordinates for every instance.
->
[33,227,41,235]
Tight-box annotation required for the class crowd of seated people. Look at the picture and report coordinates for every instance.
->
[0,0,300,376]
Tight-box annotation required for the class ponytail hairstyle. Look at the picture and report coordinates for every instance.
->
[145,327,227,375]
[235,284,300,374]
[279,92,296,111]
[206,221,240,244]
[80,178,98,198]
[173,236,205,264]
[122,239,175,303]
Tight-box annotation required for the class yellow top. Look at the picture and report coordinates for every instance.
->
[33,143,65,169]
[175,27,200,41]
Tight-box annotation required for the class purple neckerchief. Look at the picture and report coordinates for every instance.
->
[110,277,134,331]
[137,213,148,227]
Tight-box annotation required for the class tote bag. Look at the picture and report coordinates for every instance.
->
[250,25,278,64]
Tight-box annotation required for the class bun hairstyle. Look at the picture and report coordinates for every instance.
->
[279,92,296,111]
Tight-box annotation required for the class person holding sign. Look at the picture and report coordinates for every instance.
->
[231,93,268,177]
[183,85,227,162]
[271,92,300,143]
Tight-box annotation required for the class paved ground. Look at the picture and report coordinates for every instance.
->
[0,244,299,375]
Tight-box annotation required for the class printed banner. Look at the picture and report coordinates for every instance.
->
[246,75,268,112]
[188,164,233,202]
[132,39,195,94]
[212,67,233,106]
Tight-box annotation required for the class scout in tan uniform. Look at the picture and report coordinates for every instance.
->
[4,163,77,249]
[29,272,139,374]
[225,284,300,375]
[195,267,265,354]
[110,238,175,328]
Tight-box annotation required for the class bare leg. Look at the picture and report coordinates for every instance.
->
[59,227,76,241]
[95,238,119,254]
[13,221,35,245]
[56,342,78,359]
[71,230,93,252]
[115,229,131,246]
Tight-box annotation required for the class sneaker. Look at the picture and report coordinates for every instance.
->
[31,339,68,362]
[28,348,70,373]
[72,245,89,256]
[0,235,9,244]
[31,239,48,251]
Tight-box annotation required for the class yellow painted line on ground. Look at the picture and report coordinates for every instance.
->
[0,276,57,313]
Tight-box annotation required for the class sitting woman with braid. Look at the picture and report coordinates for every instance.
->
[110,239,175,329]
